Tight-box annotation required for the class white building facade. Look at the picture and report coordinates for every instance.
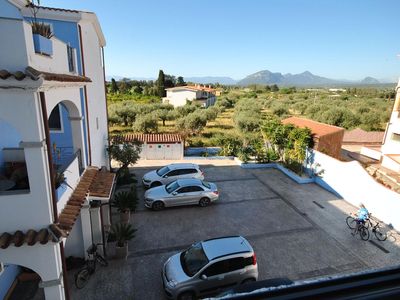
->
[380,79,400,172]
[360,78,400,172]
[163,85,217,108]
[0,1,115,299]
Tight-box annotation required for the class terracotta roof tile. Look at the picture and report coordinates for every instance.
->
[56,167,98,233]
[282,116,344,137]
[0,226,64,249]
[0,67,91,83]
[122,133,182,144]
[0,167,116,249]
[343,128,384,144]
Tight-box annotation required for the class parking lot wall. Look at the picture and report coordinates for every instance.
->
[311,150,400,230]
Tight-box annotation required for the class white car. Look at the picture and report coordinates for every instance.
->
[142,163,204,188]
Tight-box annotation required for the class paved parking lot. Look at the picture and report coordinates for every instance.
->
[70,160,400,300]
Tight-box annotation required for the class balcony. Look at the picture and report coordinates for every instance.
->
[54,148,82,212]
[0,148,29,195]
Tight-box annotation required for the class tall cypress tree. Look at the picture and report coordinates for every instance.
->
[157,70,166,97]
[111,78,119,93]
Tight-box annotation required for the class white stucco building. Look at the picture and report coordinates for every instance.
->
[0,1,115,299]
[162,84,217,108]
[360,78,400,172]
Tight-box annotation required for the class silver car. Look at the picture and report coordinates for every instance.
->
[142,163,204,189]
[162,236,258,300]
[144,178,218,210]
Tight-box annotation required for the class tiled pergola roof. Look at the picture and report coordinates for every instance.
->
[89,170,116,198]
[0,167,115,249]
[0,67,91,83]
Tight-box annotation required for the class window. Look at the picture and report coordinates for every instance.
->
[181,243,209,277]
[176,186,204,193]
[227,257,246,272]
[392,133,400,142]
[202,260,230,277]
[178,168,198,175]
[48,105,62,131]
[176,186,192,194]
[166,169,180,177]
[166,181,180,193]
[156,166,170,176]
[67,45,76,73]
[202,257,248,277]
[188,186,204,192]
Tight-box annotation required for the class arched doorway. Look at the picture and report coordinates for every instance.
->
[48,100,85,172]
[0,264,43,300]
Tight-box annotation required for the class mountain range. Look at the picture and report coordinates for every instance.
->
[236,70,384,86]
[107,70,392,86]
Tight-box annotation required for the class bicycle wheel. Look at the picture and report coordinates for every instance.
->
[96,254,108,267]
[359,226,370,241]
[75,268,90,289]
[346,216,357,229]
[374,227,387,241]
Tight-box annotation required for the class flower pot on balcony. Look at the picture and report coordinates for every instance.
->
[115,244,128,259]
[33,34,53,56]
[120,211,130,224]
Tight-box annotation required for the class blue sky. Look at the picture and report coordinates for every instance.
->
[41,0,400,81]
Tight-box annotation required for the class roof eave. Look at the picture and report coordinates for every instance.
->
[80,12,106,47]
[7,0,26,9]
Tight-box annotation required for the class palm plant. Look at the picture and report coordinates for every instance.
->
[112,188,138,213]
[110,223,136,247]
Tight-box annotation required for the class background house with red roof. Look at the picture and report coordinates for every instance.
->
[282,117,345,159]
[163,84,217,108]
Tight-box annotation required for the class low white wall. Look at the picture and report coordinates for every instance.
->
[56,156,80,213]
[311,151,400,230]
[360,146,382,160]
[381,155,400,173]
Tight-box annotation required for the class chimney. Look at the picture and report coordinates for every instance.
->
[208,85,211,88]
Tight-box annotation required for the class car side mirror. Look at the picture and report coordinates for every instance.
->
[201,274,207,280]
[163,175,168,178]
[172,191,177,195]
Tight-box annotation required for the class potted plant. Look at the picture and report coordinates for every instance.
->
[26,0,54,55]
[110,223,136,259]
[107,136,142,185]
[112,187,138,223]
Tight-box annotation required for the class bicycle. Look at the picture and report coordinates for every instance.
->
[346,213,387,241]
[75,243,108,289]
[346,213,369,241]
[365,218,387,241]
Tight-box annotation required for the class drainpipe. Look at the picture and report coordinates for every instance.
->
[101,46,112,170]
[39,92,70,300]
[78,24,92,166]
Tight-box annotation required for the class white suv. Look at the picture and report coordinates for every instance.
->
[142,163,204,188]
[162,236,258,300]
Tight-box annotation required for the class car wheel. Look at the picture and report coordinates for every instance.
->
[152,201,165,211]
[178,291,195,300]
[150,181,162,188]
[199,197,211,207]
[242,278,256,284]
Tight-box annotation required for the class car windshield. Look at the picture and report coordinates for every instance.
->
[202,181,211,189]
[165,181,180,193]
[156,166,170,176]
[180,242,209,277]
